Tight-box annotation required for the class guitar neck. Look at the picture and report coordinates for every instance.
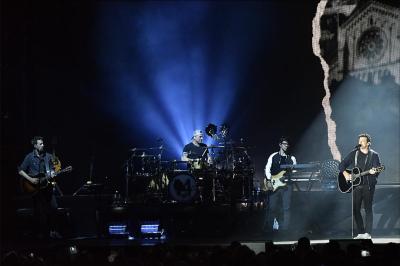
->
[359,167,382,177]
[360,170,371,176]
[57,167,71,175]
[48,166,72,178]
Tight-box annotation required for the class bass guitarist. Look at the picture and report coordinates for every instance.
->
[339,133,382,239]
[263,137,297,235]
[18,136,61,239]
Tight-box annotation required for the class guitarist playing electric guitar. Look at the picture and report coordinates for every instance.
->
[18,136,63,239]
[262,137,297,234]
[338,133,382,240]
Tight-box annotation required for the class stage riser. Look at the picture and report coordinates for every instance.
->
[14,187,400,239]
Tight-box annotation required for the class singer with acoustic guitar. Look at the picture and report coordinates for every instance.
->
[338,133,383,239]
[18,136,65,239]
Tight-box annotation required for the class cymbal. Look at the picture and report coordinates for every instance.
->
[169,160,189,163]
[147,146,165,150]
[130,146,165,151]
[208,145,250,149]
[217,141,253,148]
[218,141,237,145]
[130,148,149,151]
[225,144,254,149]
[131,154,158,158]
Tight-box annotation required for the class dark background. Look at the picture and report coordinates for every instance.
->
[4,0,398,240]
[1,0,323,192]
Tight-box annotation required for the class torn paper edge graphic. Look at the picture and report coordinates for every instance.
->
[312,0,341,161]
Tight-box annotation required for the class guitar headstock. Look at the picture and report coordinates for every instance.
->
[374,165,385,173]
[62,166,73,173]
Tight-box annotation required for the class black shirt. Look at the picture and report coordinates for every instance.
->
[356,152,368,172]
[183,142,208,160]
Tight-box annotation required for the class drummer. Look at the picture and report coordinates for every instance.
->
[181,129,212,165]
[182,129,213,203]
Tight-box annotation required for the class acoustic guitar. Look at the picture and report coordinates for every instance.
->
[337,165,384,193]
[20,166,72,195]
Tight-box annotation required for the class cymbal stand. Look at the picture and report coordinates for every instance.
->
[210,148,217,203]
[155,143,164,200]
[124,158,131,203]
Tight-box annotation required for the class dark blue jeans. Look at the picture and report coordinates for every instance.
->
[264,184,292,231]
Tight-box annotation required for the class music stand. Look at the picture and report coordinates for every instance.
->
[73,156,103,196]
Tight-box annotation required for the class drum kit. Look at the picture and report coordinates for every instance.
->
[124,141,255,204]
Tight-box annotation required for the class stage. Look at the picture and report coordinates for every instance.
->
[8,185,400,242]
[1,185,398,265]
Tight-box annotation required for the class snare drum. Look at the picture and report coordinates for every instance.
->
[163,160,190,173]
[168,174,198,203]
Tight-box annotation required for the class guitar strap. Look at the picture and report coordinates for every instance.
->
[365,150,372,169]
[354,150,358,167]
[45,153,51,176]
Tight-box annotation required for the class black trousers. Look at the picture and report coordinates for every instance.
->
[264,184,292,231]
[353,184,375,235]
[32,187,58,236]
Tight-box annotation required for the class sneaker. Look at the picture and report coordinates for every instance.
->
[353,234,364,239]
[273,218,279,230]
[354,233,371,239]
[363,233,372,239]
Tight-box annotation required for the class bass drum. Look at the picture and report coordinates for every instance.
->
[168,174,198,203]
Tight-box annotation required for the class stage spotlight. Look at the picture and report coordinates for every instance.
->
[96,2,261,158]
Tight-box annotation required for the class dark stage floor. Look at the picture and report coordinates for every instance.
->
[3,186,399,256]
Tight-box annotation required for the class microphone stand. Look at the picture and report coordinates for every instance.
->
[124,159,131,204]
[351,178,354,238]
[351,145,359,239]
[157,143,164,200]
[201,146,215,202]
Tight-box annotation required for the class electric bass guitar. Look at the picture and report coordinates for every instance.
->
[20,166,72,195]
[264,170,289,192]
[337,165,384,193]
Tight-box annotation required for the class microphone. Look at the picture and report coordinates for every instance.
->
[354,144,361,149]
